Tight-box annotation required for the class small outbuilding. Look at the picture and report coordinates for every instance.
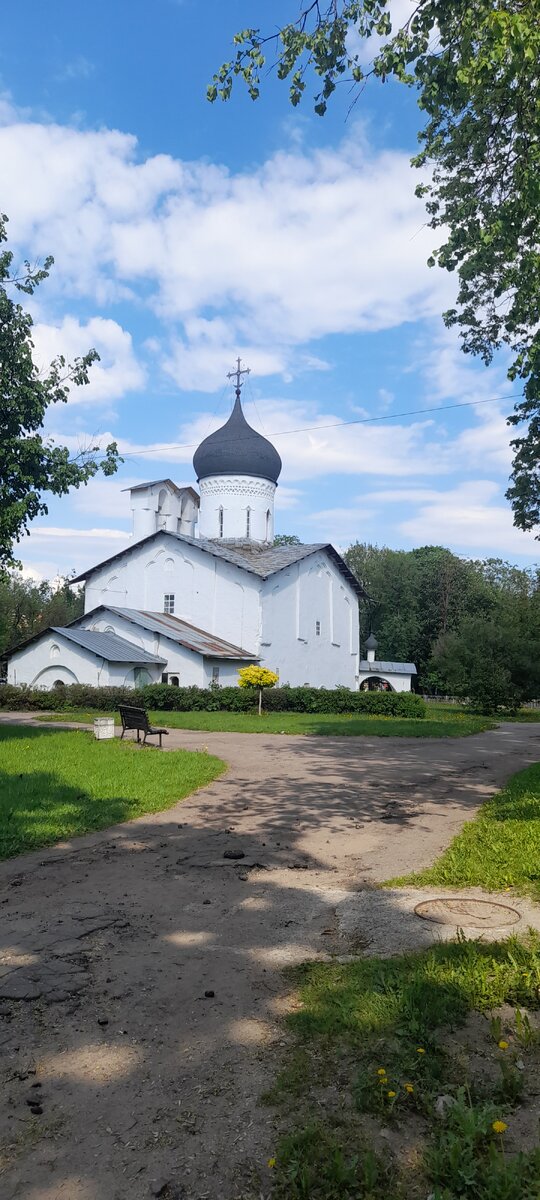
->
[358,633,416,693]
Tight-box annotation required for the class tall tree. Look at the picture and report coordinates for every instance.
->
[0,213,121,568]
[344,541,540,694]
[211,2,540,535]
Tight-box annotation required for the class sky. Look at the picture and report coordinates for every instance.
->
[2,0,538,581]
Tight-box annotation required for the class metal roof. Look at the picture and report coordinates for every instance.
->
[71,531,365,598]
[101,608,256,660]
[51,627,167,664]
[359,660,417,675]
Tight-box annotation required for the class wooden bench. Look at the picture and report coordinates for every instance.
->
[118,705,169,749]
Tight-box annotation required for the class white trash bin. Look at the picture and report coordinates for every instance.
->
[94,717,115,740]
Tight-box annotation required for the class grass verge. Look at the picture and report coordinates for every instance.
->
[389,762,540,901]
[265,937,540,1198]
[32,707,496,737]
[0,724,225,859]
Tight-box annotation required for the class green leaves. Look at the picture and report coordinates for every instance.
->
[0,213,122,568]
[211,2,540,536]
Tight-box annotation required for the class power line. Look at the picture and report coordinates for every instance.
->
[119,390,521,459]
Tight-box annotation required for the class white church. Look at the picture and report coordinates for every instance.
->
[8,364,416,694]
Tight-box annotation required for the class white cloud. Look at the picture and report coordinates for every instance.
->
[454,404,518,471]
[51,397,452,480]
[31,316,145,405]
[29,526,128,541]
[399,480,538,556]
[55,56,95,83]
[0,108,454,389]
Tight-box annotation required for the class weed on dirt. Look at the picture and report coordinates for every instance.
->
[265,936,540,1199]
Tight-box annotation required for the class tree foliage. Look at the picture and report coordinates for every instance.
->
[211,2,540,534]
[273,533,301,546]
[0,572,84,663]
[0,213,121,568]
[345,541,540,702]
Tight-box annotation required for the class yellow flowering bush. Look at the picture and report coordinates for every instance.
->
[238,665,279,714]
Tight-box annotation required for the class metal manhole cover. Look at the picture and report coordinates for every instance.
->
[414,898,521,928]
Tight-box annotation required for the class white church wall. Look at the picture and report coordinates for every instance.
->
[201,659,245,687]
[198,475,276,542]
[80,609,206,687]
[8,632,114,689]
[259,552,359,688]
[83,533,260,653]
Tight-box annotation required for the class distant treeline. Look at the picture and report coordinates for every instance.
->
[0,574,83,661]
[345,543,540,709]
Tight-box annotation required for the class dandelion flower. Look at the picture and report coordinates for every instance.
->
[404,1084,414,1094]
[498,1040,509,1051]
[377,1068,387,1076]
[267,1157,277,1168]
[492,1121,508,1134]
[416,1047,426,1054]
[387,1090,397,1098]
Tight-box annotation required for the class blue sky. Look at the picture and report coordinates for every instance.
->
[2,0,538,579]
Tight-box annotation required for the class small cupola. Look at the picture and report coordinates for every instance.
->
[365,632,378,663]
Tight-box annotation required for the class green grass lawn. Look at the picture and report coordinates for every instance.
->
[390,762,540,901]
[33,706,496,737]
[266,937,540,1199]
[0,725,225,860]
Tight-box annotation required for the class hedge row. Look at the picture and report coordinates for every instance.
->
[0,682,426,718]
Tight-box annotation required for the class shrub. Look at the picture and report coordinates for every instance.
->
[0,682,427,718]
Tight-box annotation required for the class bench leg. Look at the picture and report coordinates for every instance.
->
[137,729,141,743]
[120,727,125,739]
[158,733,162,749]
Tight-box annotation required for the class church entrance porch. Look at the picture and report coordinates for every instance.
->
[359,675,394,691]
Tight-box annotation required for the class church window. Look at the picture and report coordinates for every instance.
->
[164,593,175,614]
[265,509,271,540]
[315,620,321,636]
[218,506,224,538]
[246,507,251,537]
[161,672,169,684]
[170,675,179,687]
[50,643,60,660]
[211,666,220,685]
[53,679,66,688]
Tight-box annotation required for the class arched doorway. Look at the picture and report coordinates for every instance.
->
[360,676,394,692]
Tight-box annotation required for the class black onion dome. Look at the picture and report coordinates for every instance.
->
[193,395,282,484]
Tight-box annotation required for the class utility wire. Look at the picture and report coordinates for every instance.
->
[118,390,521,459]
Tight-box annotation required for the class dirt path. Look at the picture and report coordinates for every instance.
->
[0,719,539,1200]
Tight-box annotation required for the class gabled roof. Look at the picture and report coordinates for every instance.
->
[122,479,199,504]
[71,530,365,597]
[9,625,166,664]
[73,606,256,661]
[53,627,167,664]
[358,660,417,675]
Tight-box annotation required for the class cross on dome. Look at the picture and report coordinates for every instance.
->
[226,356,250,399]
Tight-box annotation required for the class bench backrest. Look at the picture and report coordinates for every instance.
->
[119,705,150,731]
